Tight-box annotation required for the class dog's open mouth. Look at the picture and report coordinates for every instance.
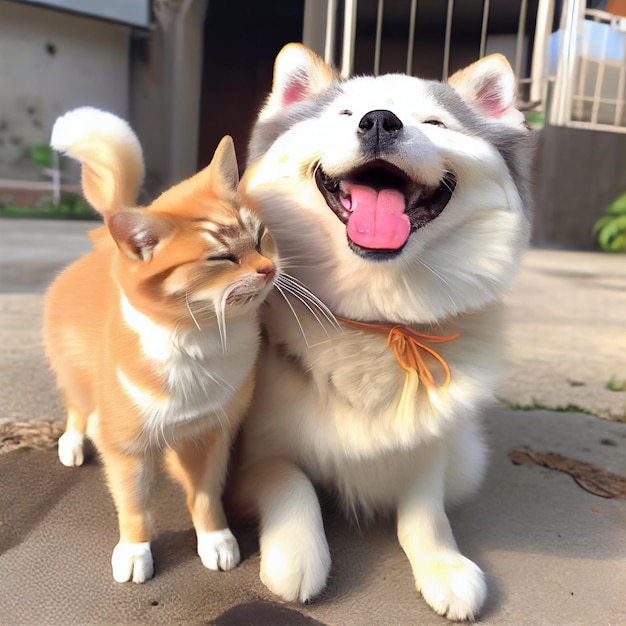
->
[315,161,456,252]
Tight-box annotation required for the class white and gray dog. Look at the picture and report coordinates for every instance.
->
[234,43,534,621]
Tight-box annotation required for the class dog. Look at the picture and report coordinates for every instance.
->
[233,43,534,621]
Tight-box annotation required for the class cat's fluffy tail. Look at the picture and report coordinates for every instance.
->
[50,107,144,214]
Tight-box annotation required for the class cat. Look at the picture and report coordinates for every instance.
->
[44,107,277,583]
[233,44,534,621]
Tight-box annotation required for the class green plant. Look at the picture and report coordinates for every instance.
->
[524,110,544,128]
[0,192,99,220]
[593,193,626,252]
[0,141,99,220]
[605,377,626,392]
[499,398,591,414]
[28,143,56,169]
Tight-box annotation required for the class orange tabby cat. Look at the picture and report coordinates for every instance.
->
[44,107,277,583]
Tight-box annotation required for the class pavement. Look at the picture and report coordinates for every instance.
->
[0,217,624,625]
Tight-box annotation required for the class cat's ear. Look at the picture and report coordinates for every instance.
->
[448,54,526,127]
[108,210,173,263]
[259,43,337,121]
[209,135,239,196]
[51,107,144,214]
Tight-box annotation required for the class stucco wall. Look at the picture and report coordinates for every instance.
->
[0,0,130,181]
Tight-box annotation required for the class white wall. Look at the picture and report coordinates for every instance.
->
[0,0,130,180]
[20,0,150,27]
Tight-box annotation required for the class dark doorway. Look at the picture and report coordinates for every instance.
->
[198,0,306,170]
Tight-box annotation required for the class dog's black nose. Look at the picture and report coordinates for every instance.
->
[357,110,402,156]
[358,110,403,135]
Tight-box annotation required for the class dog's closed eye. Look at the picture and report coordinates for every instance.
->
[423,119,446,128]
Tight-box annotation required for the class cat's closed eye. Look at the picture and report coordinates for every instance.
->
[207,254,238,264]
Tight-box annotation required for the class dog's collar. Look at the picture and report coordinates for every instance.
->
[335,316,459,391]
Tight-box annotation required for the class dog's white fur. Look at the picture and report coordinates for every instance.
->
[235,44,533,621]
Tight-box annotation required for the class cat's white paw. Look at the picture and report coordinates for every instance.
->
[414,553,487,621]
[260,525,331,603]
[197,529,240,571]
[111,541,154,583]
[57,430,85,467]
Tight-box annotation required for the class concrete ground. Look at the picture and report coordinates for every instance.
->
[0,218,624,625]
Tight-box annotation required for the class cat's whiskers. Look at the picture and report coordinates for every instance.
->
[183,301,218,323]
[271,256,310,270]
[185,291,202,332]
[216,289,231,355]
[273,273,341,349]
[180,285,229,354]
[273,281,312,348]
[277,274,340,332]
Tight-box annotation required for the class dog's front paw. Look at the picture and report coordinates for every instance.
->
[260,528,331,603]
[58,430,85,467]
[111,541,154,583]
[414,553,486,621]
[197,529,240,571]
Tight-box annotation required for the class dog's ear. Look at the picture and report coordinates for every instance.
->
[51,107,144,214]
[448,54,526,128]
[259,43,336,120]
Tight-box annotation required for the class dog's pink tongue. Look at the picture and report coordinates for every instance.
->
[345,185,410,250]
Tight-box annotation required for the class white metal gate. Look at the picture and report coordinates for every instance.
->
[303,0,626,133]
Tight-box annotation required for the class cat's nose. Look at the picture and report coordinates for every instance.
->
[256,259,276,280]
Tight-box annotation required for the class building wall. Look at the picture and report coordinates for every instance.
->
[133,0,209,197]
[0,0,130,181]
[198,0,305,170]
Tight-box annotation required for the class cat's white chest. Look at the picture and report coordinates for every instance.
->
[119,296,256,436]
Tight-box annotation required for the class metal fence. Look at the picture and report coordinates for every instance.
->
[551,0,626,131]
[304,0,626,133]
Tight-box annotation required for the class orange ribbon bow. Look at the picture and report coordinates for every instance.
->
[336,316,459,394]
